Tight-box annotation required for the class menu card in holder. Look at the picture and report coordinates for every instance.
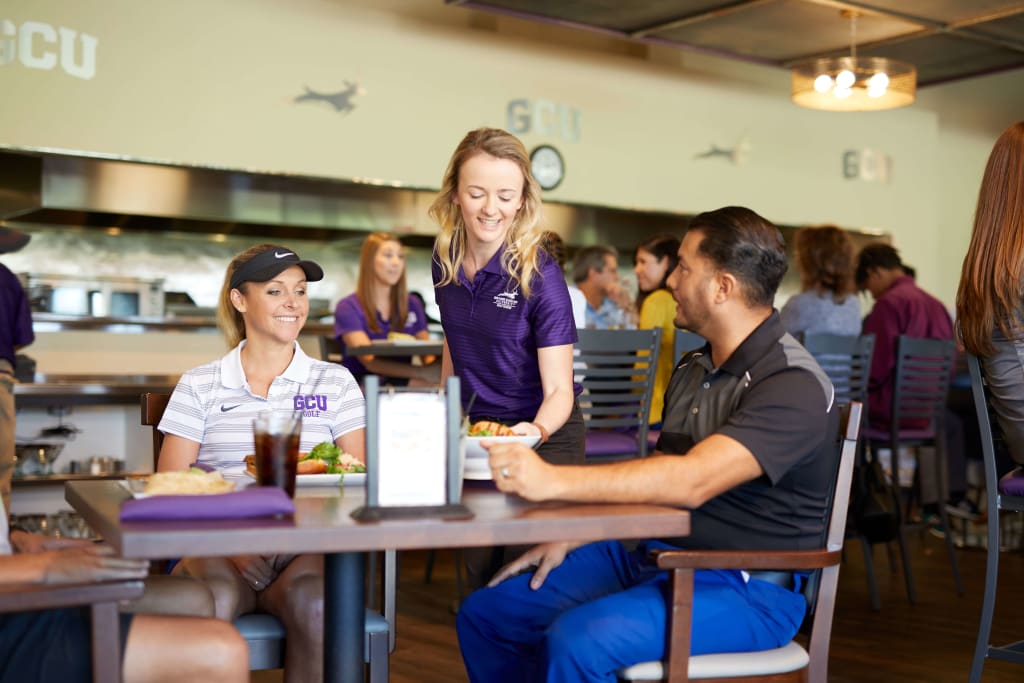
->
[351,375,472,521]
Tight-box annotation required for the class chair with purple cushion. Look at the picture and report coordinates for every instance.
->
[575,328,661,460]
[966,353,1024,682]
[863,335,963,604]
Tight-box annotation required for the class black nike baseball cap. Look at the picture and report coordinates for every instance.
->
[229,246,324,289]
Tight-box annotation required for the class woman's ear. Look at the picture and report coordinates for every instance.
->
[229,288,246,314]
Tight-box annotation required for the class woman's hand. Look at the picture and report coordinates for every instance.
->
[487,541,579,590]
[230,555,277,591]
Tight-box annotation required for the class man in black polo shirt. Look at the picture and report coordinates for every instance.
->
[456,206,836,683]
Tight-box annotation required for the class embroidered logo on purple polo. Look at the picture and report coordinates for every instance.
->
[493,290,519,311]
[293,394,328,417]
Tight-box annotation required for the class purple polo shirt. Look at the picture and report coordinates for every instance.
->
[863,275,953,431]
[433,246,580,422]
[0,264,33,367]
[333,293,429,382]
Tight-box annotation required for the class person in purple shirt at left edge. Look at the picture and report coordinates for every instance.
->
[0,226,34,513]
[334,232,441,387]
[429,128,585,587]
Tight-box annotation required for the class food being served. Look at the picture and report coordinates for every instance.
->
[468,420,516,437]
[244,441,366,477]
[143,468,235,495]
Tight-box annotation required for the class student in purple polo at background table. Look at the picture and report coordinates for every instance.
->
[430,127,584,587]
[334,232,441,387]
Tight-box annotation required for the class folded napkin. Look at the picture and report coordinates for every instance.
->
[120,486,295,521]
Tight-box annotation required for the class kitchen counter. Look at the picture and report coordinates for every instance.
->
[14,374,180,406]
[32,313,334,335]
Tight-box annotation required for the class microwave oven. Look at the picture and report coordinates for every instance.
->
[26,274,165,318]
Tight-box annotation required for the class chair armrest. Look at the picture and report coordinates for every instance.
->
[0,579,146,613]
[653,548,842,572]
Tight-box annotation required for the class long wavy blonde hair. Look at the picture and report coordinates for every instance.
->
[357,232,409,334]
[429,128,545,297]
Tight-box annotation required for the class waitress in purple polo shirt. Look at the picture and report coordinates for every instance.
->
[429,128,585,585]
[334,232,440,387]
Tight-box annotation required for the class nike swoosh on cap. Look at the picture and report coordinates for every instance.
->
[220,404,242,412]
[274,251,294,259]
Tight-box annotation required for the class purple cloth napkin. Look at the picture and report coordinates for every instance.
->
[120,486,295,521]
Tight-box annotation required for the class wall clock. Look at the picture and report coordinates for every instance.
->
[530,145,565,191]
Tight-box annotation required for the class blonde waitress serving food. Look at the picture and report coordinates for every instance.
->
[157,244,366,683]
[430,128,584,587]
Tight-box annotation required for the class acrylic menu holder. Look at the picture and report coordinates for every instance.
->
[351,375,473,522]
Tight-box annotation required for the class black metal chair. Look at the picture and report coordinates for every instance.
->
[319,335,344,364]
[576,328,661,460]
[863,336,963,604]
[803,332,893,611]
[966,353,1024,682]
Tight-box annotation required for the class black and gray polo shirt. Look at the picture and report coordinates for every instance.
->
[656,311,837,551]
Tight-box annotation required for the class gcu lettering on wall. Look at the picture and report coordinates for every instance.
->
[507,99,581,142]
[842,149,892,184]
[0,19,97,80]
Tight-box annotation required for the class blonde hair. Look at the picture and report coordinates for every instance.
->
[216,243,279,348]
[428,128,545,297]
[357,232,409,334]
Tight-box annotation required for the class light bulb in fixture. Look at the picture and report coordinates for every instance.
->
[813,74,833,93]
[835,69,856,89]
[834,86,852,99]
[868,86,887,98]
[868,72,890,89]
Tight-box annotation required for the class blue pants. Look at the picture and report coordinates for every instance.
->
[456,540,807,683]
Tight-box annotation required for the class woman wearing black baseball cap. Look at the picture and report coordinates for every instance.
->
[157,243,366,683]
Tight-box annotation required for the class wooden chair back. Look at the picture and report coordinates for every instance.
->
[141,392,170,470]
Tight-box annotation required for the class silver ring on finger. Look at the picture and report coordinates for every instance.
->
[500,466,510,479]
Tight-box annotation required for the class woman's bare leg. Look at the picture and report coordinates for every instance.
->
[123,614,248,683]
[122,575,216,617]
[172,556,256,620]
[259,554,324,683]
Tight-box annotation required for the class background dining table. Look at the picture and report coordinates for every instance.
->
[66,480,690,683]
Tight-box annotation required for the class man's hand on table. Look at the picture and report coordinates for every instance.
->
[486,442,565,501]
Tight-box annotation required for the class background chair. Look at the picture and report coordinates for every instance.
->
[319,334,344,364]
[619,401,862,683]
[863,336,963,604]
[140,392,394,679]
[0,579,145,683]
[803,332,893,611]
[966,353,1024,683]
[575,328,661,460]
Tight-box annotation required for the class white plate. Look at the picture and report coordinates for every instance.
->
[242,471,366,487]
[464,434,540,459]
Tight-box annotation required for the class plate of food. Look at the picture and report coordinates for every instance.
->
[463,420,540,479]
[121,468,236,498]
[243,442,367,487]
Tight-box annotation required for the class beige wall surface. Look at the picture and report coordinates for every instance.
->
[2,0,1022,305]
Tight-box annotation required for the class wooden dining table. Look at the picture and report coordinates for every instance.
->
[66,480,690,683]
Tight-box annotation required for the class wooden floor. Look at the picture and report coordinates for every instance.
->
[254,524,1024,682]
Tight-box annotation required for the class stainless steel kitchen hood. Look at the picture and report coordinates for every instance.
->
[0,149,689,249]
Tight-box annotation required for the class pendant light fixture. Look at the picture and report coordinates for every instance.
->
[791,10,916,112]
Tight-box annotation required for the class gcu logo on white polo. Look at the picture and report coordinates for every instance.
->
[493,290,519,311]
[0,20,98,80]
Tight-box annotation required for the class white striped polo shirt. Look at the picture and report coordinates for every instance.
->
[158,341,365,475]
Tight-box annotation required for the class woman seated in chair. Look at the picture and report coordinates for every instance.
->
[633,233,680,428]
[157,243,366,683]
[334,232,440,387]
[780,225,861,339]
